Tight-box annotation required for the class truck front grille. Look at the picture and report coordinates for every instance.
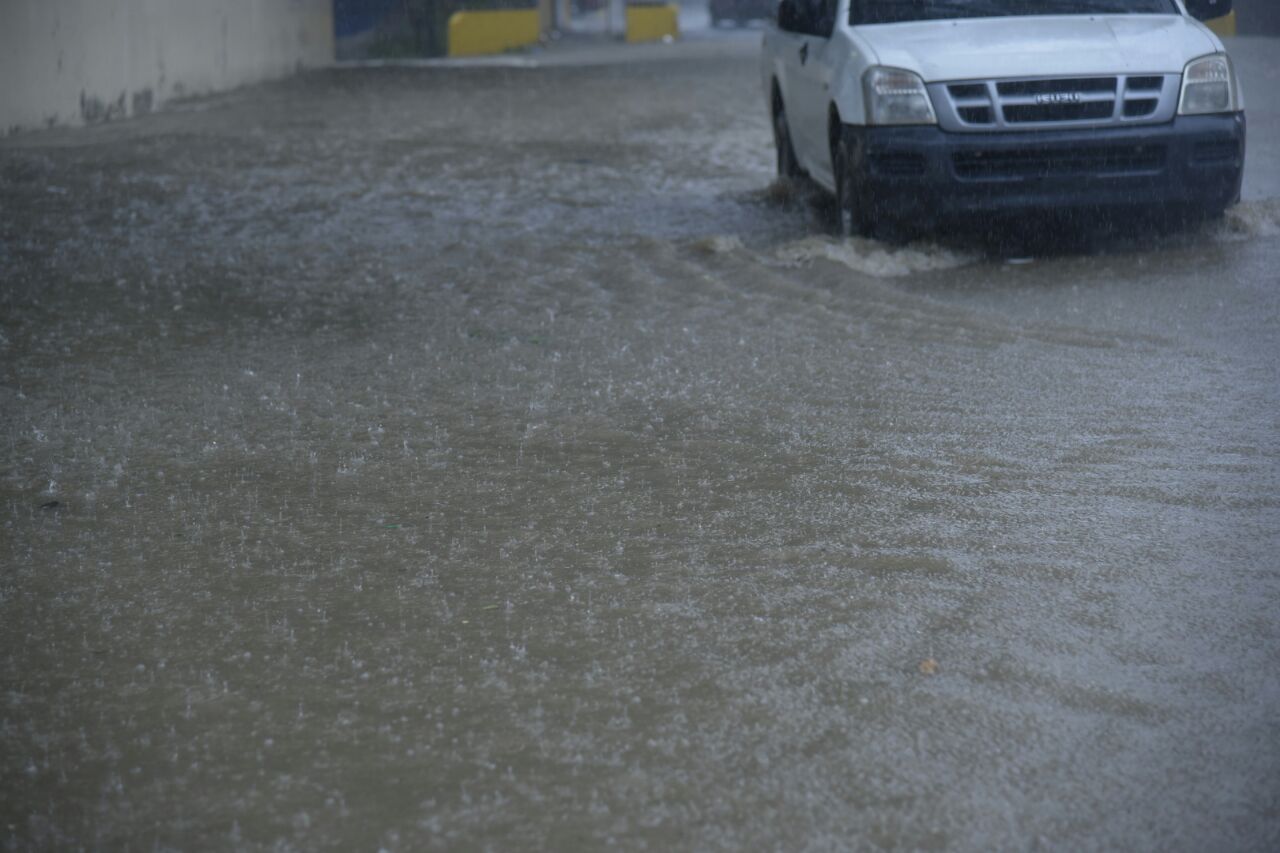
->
[932,74,1179,133]
[1003,101,1115,123]
[952,144,1167,180]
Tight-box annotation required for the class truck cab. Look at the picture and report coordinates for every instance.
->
[761,0,1245,236]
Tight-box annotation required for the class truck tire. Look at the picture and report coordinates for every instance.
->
[773,91,803,180]
[833,131,872,238]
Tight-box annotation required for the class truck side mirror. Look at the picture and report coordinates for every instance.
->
[1185,0,1233,22]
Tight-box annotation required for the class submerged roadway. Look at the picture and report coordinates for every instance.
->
[2,25,1279,852]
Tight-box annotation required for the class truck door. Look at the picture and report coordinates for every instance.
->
[788,0,839,185]
[773,0,815,168]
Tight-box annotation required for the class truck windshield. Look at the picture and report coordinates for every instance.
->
[851,0,1179,25]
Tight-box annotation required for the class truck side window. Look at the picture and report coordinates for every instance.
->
[813,0,837,37]
[780,0,834,37]
[777,0,809,33]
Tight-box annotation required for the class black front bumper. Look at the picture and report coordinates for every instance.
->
[847,113,1245,223]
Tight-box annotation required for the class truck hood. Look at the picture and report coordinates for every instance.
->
[859,15,1219,82]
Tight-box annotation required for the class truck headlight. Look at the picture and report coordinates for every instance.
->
[1178,54,1241,115]
[863,67,937,126]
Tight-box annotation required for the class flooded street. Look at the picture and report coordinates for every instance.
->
[3,29,1280,850]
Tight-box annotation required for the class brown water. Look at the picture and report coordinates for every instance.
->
[3,32,1279,851]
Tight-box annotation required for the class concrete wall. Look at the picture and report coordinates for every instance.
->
[0,0,334,134]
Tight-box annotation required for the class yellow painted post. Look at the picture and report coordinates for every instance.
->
[447,10,541,57]
[1205,10,1237,37]
[625,3,679,43]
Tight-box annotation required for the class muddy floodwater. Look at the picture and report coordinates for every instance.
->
[3,31,1279,851]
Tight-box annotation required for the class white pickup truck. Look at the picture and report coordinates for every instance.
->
[761,0,1245,236]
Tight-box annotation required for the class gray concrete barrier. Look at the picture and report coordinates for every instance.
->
[1,0,334,135]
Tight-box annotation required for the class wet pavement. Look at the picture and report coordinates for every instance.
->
[2,28,1279,851]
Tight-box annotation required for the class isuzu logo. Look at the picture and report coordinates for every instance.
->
[1035,92,1083,105]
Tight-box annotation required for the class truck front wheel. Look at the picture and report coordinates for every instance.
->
[772,91,803,180]
[833,131,872,238]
